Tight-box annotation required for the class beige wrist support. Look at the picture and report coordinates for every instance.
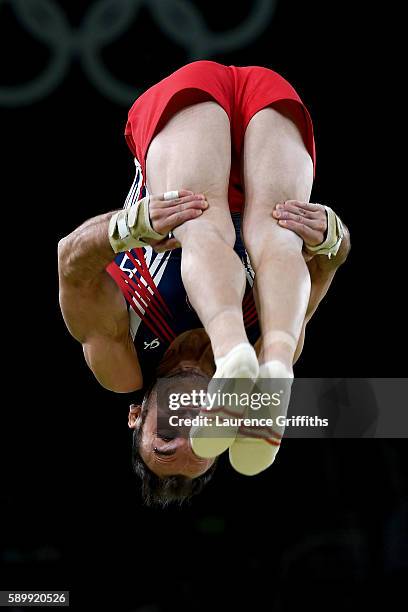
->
[108,196,166,253]
[306,206,345,259]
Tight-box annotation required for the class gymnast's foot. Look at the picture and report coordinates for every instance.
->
[190,343,259,459]
[229,360,294,475]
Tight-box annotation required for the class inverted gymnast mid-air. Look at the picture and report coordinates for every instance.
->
[58,61,350,506]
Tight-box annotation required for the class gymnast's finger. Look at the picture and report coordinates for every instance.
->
[283,200,324,213]
[275,201,319,219]
[157,190,207,202]
[274,210,325,229]
[158,194,208,210]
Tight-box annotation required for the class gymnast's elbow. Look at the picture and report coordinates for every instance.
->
[337,225,351,266]
[57,234,94,286]
[92,371,143,394]
[57,235,78,283]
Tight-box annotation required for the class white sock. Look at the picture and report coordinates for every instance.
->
[258,359,294,380]
[190,343,258,459]
[214,343,259,379]
[228,360,294,476]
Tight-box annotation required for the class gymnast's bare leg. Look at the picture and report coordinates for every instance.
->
[242,106,314,374]
[146,101,251,366]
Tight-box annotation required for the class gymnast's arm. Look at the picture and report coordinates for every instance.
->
[58,211,143,393]
[58,191,208,391]
[293,223,351,363]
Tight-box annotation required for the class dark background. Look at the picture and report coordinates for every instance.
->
[0,1,406,610]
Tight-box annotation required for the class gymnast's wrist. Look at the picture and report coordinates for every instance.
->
[314,226,351,271]
[305,206,345,259]
[108,196,166,254]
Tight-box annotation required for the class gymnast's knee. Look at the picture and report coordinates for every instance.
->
[175,215,236,249]
[243,211,304,265]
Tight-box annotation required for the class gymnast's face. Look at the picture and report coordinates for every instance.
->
[128,377,215,478]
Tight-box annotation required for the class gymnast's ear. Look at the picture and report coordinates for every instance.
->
[128,404,142,429]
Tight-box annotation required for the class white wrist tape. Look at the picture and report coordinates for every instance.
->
[306,206,344,259]
[108,195,166,253]
[164,190,179,200]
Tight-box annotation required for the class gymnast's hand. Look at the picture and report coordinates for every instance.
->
[149,190,209,253]
[272,200,328,262]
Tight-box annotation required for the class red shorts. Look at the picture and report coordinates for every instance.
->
[125,60,316,213]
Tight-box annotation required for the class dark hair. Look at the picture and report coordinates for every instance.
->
[131,384,218,507]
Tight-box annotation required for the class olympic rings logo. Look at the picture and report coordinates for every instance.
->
[0,0,277,107]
